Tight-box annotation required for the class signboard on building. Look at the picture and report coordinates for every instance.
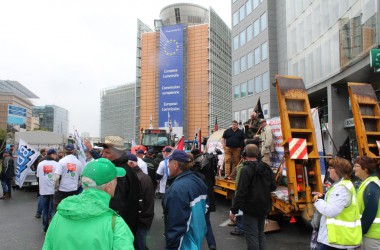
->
[158,24,184,137]
[344,118,355,128]
[370,49,380,68]
[7,105,27,132]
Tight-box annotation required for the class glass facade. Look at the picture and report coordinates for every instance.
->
[32,105,68,136]
[287,0,378,88]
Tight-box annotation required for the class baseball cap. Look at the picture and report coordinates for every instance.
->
[162,146,172,153]
[147,149,155,154]
[168,149,192,163]
[81,158,126,186]
[136,149,145,155]
[127,152,138,162]
[47,149,57,155]
[99,136,126,151]
[65,144,75,150]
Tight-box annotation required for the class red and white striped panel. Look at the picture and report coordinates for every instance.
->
[288,138,308,159]
[376,141,380,155]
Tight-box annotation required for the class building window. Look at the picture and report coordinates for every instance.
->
[253,0,259,9]
[233,35,239,50]
[233,59,240,75]
[240,30,246,46]
[248,79,254,95]
[261,42,268,61]
[241,109,247,123]
[260,12,267,31]
[247,52,253,69]
[247,24,253,42]
[239,5,245,21]
[246,0,252,15]
[234,111,240,122]
[262,103,269,118]
[234,85,240,100]
[175,8,181,23]
[254,47,260,65]
[262,71,269,91]
[241,82,247,98]
[255,75,262,93]
[254,19,260,37]
[233,11,239,27]
[241,55,247,72]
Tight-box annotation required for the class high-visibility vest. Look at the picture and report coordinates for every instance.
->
[326,180,362,246]
[357,176,380,239]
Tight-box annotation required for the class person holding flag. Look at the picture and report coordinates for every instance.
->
[244,111,260,139]
[156,146,173,199]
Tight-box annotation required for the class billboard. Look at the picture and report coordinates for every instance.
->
[159,24,184,137]
[7,105,27,132]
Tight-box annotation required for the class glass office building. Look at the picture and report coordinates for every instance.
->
[32,105,69,136]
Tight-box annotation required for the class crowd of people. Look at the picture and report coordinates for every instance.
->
[1,111,379,250]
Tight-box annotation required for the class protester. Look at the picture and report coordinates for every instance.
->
[34,148,47,217]
[0,150,14,200]
[156,146,172,199]
[143,148,159,190]
[163,149,208,249]
[222,120,245,179]
[84,148,93,163]
[36,149,60,232]
[313,157,362,249]
[244,111,260,139]
[43,158,134,249]
[259,119,273,166]
[98,136,141,237]
[136,149,148,174]
[191,149,217,250]
[127,153,155,250]
[354,156,380,249]
[53,144,83,211]
[230,144,276,250]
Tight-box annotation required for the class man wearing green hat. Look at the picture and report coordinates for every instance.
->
[43,158,134,250]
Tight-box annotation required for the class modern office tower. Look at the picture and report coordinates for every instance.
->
[100,83,135,141]
[32,105,69,136]
[232,0,379,154]
[136,3,231,140]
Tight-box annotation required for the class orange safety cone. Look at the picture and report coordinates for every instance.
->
[289,216,296,224]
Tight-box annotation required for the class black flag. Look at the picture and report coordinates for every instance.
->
[337,136,351,162]
[254,98,264,119]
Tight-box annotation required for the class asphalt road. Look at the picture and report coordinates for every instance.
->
[0,188,312,250]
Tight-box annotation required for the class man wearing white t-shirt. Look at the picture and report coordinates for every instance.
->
[37,149,60,232]
[136,149,148,175]
[53,144,83,211]
[156,147,172,199]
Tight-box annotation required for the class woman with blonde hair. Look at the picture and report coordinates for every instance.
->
[313,157,362,249]
[354,156,380,250]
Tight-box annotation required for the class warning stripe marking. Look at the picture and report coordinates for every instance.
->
[289,138,308,159]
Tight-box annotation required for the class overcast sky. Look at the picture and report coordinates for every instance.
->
[0,0,231,137]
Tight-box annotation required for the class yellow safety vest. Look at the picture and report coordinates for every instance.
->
[326,180,362,246]
[357,176,380,239]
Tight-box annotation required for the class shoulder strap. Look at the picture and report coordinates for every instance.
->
[112,214,116,232]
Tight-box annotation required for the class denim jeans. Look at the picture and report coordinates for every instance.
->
[317,243,347,250]
[205,212,216,247]
[1,175,9,193]
[236,215,244,232]
[36,196,43,215]
[243,214,266,250]
[134,227,148,250]
[40,195,54,232]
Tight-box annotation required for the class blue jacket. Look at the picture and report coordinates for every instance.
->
[163,170,208,250]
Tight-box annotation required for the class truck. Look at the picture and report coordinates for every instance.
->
[140,129,175,153]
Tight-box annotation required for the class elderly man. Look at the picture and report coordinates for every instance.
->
[43,158,134,249]
[163,150,208,250]
[244,111,260,139]
[127,153,154,250]
[259,119,274,166]
[85,136,141,237]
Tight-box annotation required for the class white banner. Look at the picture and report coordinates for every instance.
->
[15,139,40,188]
[74,128,86,167]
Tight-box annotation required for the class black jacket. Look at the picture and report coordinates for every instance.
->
[109,154,141,236]
[143,156,159,189]
[231,160,276,216]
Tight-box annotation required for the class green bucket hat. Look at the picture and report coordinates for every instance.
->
[82,158,126,186]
